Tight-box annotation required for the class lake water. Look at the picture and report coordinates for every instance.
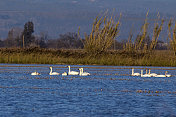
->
[0,64,176,117]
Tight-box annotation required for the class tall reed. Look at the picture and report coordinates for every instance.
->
[82,11,121,55]
[124,25,134,52]
[150,13,164,51]
[168,20,176,55]
[135,12,149,52]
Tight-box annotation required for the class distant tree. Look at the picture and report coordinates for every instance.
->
[22,21,35,47]
[4,28,22,47]
[47,39,58,49]
[4,29,16,47]
[35,32,48,48]
[0,39,4,47]
[38,32,48,48]
[57,32,83,49]
[15,34,23,47]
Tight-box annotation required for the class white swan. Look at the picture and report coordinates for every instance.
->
[31,71,40,75]
[68,66,79,75]
[165,71,171,77]
[155,71,171,77]
[79,68,90,76]
[131,68,140,76]
[155,74,166,77]
[49,67,59,75]
[148,69,157,77]
[62,72,67,76]
[141,70,151,77]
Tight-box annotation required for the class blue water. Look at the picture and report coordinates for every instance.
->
[0,64,176,117]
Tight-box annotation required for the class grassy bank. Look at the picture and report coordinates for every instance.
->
[0,48,176,67]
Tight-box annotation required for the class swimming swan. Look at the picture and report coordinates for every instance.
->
[49,67,59,75]
[141,70,151,77]
[62,72,67,76]
[155,71,171,77]
[79,68,90,76]
[148,69,157,77]
[165,71,171,77]
[131,68,140,76]
[31,71,40,75]
[68,66,79,75]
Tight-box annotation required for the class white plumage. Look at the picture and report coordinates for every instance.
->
[49,67,59,75]
[79,68,90,76]
[31,71,40,75]
[68,66,79,75]
[131,68,140,76]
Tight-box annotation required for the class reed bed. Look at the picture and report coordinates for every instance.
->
[0,48,176,67]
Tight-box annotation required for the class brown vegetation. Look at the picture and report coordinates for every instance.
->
[80,12,121,55]
[168,20,176,55]
[0,11,176,66]
[0,48,176,66]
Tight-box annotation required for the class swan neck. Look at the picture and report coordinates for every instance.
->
[50,67,52,73]
[141,70,143,76]
[68,66,70,72]
[132,69,134,75]
[149,69,151,75]
[79,69,82,75]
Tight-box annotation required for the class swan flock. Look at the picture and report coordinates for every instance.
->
[31,66,90,76]
[31,66,171,77]
[132,68,171,77]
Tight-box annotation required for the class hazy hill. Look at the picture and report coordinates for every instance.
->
[0,0,175,40]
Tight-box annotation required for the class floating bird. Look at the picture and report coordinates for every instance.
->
[148,69,157,77]
[49,67,59,75]
[165,71,171,77]
[79,68,90,76]
[62,72,67,76]
[31,71,40,75]
[141,70,151,77]
[131,68,140,76]
[68,66,79,75]
[155,71,171,77]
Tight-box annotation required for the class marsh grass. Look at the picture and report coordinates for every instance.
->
[0,48,176,66]
[81,11,121,55]
[124,12,165,54]
[168,20,176,55]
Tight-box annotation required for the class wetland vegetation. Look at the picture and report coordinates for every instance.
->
[0,48,176,67]
[0,11,176,66]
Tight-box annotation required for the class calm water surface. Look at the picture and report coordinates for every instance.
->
[0,64,176,117]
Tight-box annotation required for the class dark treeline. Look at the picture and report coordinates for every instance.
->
[0,21,84,49]
[0,20,168,50]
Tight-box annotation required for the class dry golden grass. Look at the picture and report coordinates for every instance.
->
[0,48,176,66]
